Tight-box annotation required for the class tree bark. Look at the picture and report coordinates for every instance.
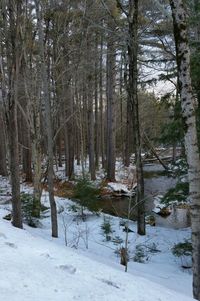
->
[22,119,32,182]
[106,17,116,181]
[65,88,74,180]
[5,0,23,228]
[99,30,105,169]
[95,34,99,170]
[170,1,200,299]
[35,0,58,238]
[0,110,8,176]
[128,0,145,235]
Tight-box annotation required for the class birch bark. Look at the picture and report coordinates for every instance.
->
[170,0,200,299]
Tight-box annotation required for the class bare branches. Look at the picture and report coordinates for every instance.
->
[115,0,128,17]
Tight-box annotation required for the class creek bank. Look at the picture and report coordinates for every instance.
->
[53,163,190,229]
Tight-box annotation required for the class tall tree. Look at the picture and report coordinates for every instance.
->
[170,0,200,299]
[35,0,58,238]
[128,0,145,235]
[3,0,23,228]
[106,2,117,181]
[0,108,7,176]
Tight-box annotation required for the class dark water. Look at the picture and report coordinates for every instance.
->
[97,195,137,220]
[99,164,190,229]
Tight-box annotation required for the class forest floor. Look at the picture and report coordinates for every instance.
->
[0,165,194,300]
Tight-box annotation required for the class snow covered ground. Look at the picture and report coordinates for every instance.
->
[0,206,193,301]
[0,173,194,300]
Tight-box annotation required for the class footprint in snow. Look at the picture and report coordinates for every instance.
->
[40,253,54,259]
[58,264,76,274]
[98,278,120,289]
[0,232,7,239]
[5,242,17,249]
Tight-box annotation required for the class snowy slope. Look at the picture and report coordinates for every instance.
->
[0,217,194,301]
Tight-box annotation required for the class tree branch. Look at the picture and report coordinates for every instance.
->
[115,0,128,17]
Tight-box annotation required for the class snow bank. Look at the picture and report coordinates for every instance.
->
[0,216,194,301]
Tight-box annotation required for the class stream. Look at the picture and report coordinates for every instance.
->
[99,164,190,229]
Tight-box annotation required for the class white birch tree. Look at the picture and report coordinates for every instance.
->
[170,0,200,299]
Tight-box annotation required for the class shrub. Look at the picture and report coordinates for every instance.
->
[68,204,80,213]
[133,243,160,263]
[172,239,192,268]
[20,193,38,227]
[73,177,101,214]
[101,217,113,241]
[172,239,192,257]
[112,235,123,245]
[133,244,146,263]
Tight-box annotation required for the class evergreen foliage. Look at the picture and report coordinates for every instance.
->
[172,239,192,258]
[159,98,184,146]
[21,193,38,227]
[101,217,113,241]
[133,244,146,263]
[73,177,100,213]
[161,181,189,205]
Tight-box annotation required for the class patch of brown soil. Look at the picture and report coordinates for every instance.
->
[53,180,75,198]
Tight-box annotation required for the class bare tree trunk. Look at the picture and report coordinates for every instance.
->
[35,0,58,238]
[57,121,63,168]
[86,27,96,180]
[99,31,105,169]
[4,0,23,229]
[22,121,32,182]
[64,124,69,177]
[124,54,131,167]
[119,53,125,162]
[65,88,74,180]
[32,134,42,216]
[106,18,116,181]
[21,29,42,217]
[7,102,22,228]
[170,1,200,299]
[88,83,96,180]
[0,110,8,176]
[95,34,99,170]
[128,0,145,235]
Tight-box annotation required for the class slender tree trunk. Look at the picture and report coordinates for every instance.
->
[64,123,69,177]
[99,31,105,169]
[86,29,96,180]
[64,87,74,180]
[88,83,96,180]
[22,121,32,182]
[128,0,145,235]
[0,110,8,176]
[170,1,200,299]
[35,0,58,238]
[32,134,42,217]
[5,0,23,229]
[119,53,125,162]
[124,56,131,167]
[95,34,99,170]
[57,129,63,168]
[106,19,116,181]
[22,37,42,217]
[7,102,22,228]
